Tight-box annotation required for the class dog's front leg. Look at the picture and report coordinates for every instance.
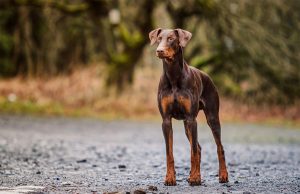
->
[162,118,176,186]
[184,118,201,186]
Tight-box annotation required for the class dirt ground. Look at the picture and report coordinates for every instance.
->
[0,115,300,194]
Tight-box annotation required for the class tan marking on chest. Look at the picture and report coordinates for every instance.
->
[178,96,191,113]
[161,95,174,113]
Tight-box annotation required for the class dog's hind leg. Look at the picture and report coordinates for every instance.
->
[202,88,229,183]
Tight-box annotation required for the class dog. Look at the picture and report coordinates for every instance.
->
[149,28,229,186]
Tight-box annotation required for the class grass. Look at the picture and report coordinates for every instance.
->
[0,64,299,128]
[0,97,64,116]
[0,97,157,121]
[1,97,299,129]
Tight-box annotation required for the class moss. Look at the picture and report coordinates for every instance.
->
[110,53,131,65]
[119,24,144,48]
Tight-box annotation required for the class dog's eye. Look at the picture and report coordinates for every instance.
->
[168,37,174,42]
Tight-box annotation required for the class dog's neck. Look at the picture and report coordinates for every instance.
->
[162,47,187,91]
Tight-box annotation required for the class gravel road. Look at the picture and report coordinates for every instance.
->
[0,115,300,194]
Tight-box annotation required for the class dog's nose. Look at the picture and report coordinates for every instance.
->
[156,49,164,55]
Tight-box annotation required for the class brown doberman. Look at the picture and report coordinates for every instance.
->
[149,28,229,186]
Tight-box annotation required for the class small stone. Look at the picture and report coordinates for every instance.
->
[118,164,126,169]
[228,162,239,166]
[62,181,75,186]
[234,180,239,184]
[255,160,264,164]
[255,173,259,176]
[92,164,98,167]
[148,185,158,191]
[223,184,231,187]
[239,167,250,170]
[134,189,146,194]
[243,192,251,194]
[77,159,87,163]
[36,171,41,174]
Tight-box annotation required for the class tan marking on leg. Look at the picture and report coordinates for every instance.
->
[184,121,201,185]
[161,95,174,113]
[217,146,228,183]
[165,134,176,185]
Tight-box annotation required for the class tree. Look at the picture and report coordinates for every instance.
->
[166,0,300,103]
[99,0,156,90]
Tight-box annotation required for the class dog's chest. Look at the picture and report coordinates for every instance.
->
[160,89,194,119]
[171,96,189,119]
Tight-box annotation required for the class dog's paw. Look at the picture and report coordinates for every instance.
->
[188,176,201,186]
[219,170,229,183]
[164,179,176,186]
[164,175,176,186]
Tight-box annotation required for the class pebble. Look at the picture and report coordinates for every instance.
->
[134,189,146,194]
[77,159,87,163]
[255,160,264,164]
[239,167,250,170]
[62,181,75,186]
[118,165,126,169]
[148,185,158,191]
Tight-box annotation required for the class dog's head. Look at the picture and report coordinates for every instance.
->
[149,28,192,60]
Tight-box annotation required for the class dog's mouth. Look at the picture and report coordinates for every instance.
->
[156,52,174,60]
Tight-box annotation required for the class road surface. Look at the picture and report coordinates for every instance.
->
[0,115,300,193]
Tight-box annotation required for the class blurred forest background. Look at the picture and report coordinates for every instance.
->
[0,0,299,124]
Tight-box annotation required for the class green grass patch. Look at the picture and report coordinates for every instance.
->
[0,97,157,121]
[0,97,299,128]
[0,97,64,116]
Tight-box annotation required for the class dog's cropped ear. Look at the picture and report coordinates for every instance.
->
[175,29,192,47]
[149,28,162,45]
